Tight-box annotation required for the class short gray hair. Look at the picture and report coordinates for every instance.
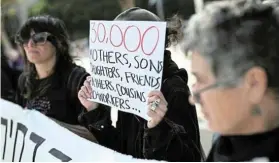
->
[183,0,279,91]
[263,0,279,6]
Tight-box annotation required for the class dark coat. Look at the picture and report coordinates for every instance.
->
[79,50,203,161]
[207,127,279,161]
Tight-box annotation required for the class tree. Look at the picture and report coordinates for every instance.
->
[25,0,196,40]
[118,0,135,11]
[29,0,122,40]
[148,0,195,20]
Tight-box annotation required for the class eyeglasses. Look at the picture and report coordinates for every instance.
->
[16,32,52,46]
[192,82,229,104]
[192,79,238,104]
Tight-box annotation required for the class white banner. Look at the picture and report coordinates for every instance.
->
[0,99,152,162]
[89,20,167,120]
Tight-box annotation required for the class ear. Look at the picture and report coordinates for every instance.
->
[244,67,268,104]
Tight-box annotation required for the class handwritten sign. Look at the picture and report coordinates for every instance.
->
[88,21,167,120]
[0,99,155,162]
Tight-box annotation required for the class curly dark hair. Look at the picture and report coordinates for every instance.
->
[16,15,74,99]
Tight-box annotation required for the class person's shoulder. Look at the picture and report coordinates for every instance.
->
[162,69,189,94]
[69,64,87,73]
[66,64,88,79]
[72,64,87,71]
[66,64,89,91]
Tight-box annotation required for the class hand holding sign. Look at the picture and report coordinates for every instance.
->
[88,20,166,120]
[147,90,168,128]
[78,76,99,111]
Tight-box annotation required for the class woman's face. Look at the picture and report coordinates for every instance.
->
[23,30,56,64]
[189,52,267,135]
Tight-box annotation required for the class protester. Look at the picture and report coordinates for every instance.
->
[183,0,279,161]
[1,54,18,103]
[1,38,22,103]
[15,15,89,125]
[78,8,203,161]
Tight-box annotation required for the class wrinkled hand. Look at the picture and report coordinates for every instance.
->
[78,76,99,111]
[147,90,168,128]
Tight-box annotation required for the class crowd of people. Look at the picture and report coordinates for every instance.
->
[1,0,279,161]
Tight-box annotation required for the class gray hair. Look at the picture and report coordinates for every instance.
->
[183,0,279,91]
[263,0,279,6]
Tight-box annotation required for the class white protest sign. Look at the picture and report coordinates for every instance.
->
[0,99,154,162]
[88,21,167,120]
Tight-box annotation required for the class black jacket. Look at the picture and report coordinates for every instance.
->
[16,64,89,125]
[207,127,279,162]
[1,55,21,103]
[79,50,203,161]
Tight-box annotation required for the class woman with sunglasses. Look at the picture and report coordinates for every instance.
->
[78,8,203,161]
[15,15,89,125]
[183,0,279,161]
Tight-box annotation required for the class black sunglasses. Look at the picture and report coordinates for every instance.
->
[16,32,52,46]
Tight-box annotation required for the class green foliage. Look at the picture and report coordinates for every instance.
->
[28,0,122,40]
[27,0,195,40]
[29,0,48,16]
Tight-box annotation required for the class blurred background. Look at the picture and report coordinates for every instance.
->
[1,0,220,155]
[2,0,197,41]
[1,0,198,79]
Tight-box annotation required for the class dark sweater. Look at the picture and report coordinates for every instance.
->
[16,64,89,125]
[1,55,21,103]
[207,127,279,161]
